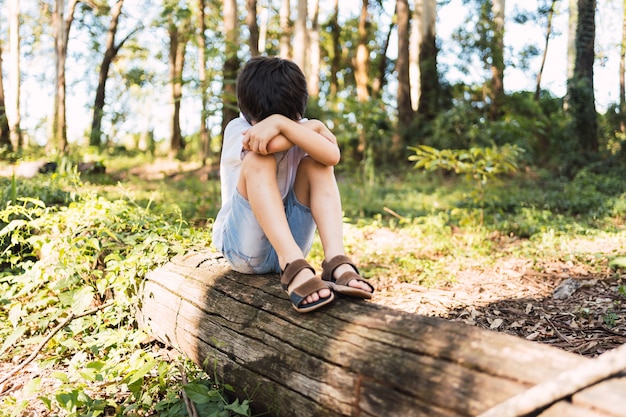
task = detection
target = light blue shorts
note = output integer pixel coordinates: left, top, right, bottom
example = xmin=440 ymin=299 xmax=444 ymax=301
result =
xmin=220 ymin=188 xmax=316 ymax=274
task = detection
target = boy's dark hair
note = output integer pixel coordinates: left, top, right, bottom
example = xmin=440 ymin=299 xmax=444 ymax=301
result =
xmin=236 ymin=56 xmax=308 ymax=123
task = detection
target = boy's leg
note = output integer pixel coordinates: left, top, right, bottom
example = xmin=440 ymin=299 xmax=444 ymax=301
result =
xmin=293 ymin=157 xmax=373 ymax=293
xmin=238 ymin=152 xmax=331 ymax=304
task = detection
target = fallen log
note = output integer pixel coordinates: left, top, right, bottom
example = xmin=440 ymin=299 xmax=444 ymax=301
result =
xmin=138 ymin=250 xmax=625 ymax=417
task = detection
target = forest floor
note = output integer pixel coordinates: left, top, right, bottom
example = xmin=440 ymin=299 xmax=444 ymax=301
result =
xmin=352 ymin=224 xmax=626 ymax=357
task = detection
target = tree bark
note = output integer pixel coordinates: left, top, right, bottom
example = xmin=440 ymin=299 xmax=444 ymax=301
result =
xmin=50 ymin=0 xmax=78 ymax=154
xmin=138 ymin=251 xmax=626 ymax=417
xmin=566 ymin=0 xmax=598 ymax=156
xmin=535 ymin=0 xmax=557 ymax=101
xmin=354 ymin=0 xmax=370 ymax=102
xmin=329 ymin=0 xmax=340 ymax=98
xmin=279 ymin=0 xmax=291 ymax=59
xmin=90 ymin=0 xmax=129 ymax=148
xmin=168 ymin=15 xmax=187 ymax=158
xmin=0 ymin=40 xmax=11 ymax=152
xmin=416 ymin=0 xmax=439 ymax=122
xmin=221 ymin=0 xmax=239 ymax=145
xmin=489 ymin=0 xmax=505 ymax=120
xmin=8 ymin=0 xmax=21 ymax=151
xmin=293 ymin=0 xmax=308 ymax=72
xmin=619 ymin=0 xmax=626 ymax=133
xmin=246 ymin=0 xmax=260 ymax=57
xmin=197 ymin=0 xmax=210 ymax=165
xmin=308 ymin=0 xmax=321 ymax=99
xmin=396 ymin=0 xmax=412 ymax=127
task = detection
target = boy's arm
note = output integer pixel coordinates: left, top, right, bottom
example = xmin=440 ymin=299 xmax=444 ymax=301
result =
xmin=242 ymin=114 xmax=340 ymax=166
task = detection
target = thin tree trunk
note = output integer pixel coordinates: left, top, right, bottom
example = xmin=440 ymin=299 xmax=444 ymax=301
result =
xmin=372 ymin=19 xmax=393 ymax=98
xmin=246 ymin=0 xmax=260 ymax=57
xmin=51 ymin=0 xmax=78 ymax=154
xmin=168 ymin=17 xmax=187 ymax=158
xmin=293 ymin=0 xmax=307 ymax=71
xmin=396 ymin=0 xmax=412 ymax=149
xmin=489 ymin=0 xmax=505 ymax=120
xmin=198 ymin=0 xmax=210 ymax=165
xmin=329 ymin=0 xmax=340 ymax=97
xmin=221 ymin=0 xmax=239 ymax=145
xmin=393 ymin=0 xmax=413 ymax=159
xmin=416 ymin=0 xmax=439 ymax=121
xmin=279 ymin=0 xmax=291 ymax=59
xmin=0 ymin=41 xmax=11 ymax=152
xmin=90 ymin=0 xmax=126 ymax=148
xmin=619 ymin=0 xmax=626 ymax=133
xmin=8 ymin=0 xmax=20 ymax=150
xmin=354 ymin=0 xmax=370 ymax=102
xmin=535 ymin=0 xmax=557 ymax=101
xmin=308 ymin=0 xmax=320 ymax=99
xmin=566 ymin=0 xmax=577 ymax=83
xmin=258 ymin=1 xmax=268 ymax=54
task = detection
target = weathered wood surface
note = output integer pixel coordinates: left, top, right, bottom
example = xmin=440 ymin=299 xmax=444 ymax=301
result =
xmin=138 ymin=250 xmax=626 ymax=417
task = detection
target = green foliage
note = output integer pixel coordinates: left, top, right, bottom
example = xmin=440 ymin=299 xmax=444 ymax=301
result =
xmin=0 ymin=174 xmax=247 ymax=416
xmin=409 ymin=144 xmax=523 ymax=223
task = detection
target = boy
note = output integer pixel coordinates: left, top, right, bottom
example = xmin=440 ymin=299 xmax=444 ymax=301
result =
xmin=212 ymin=56 xmax=374 ymax=313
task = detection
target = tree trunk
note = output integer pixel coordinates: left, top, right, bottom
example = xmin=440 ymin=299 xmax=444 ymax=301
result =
xmin=372 ymin=19 xmax=393 ymax=98
xmin=168 ymin=16 xmax=187 ymax=158
xmin=535 ymin=0 xmax=557 ymax=101
xmin=279 ymin=0 xmax=291 ymax=59
xmin=394 ymin=0 xmax=412 ymax=154
xmin=8 ymin=0 xmax=21 ymax=151
xmin=308 ymin=0 xmax=321 ymax=99
xmin=138 ymin=251 xmax=626 ymax=417
xmin=197 ymin=0 xmax=210 ymax=166
xmin=619 ymin=0 xmax=626 ymax=133
xmin=221 ymin=0 xmax=239 ymax=144
xmin=489 ymin=0 xmax=505 ymax=121
xmin=354 ymin=0 xmax=370 ymax=102
xmin=293 ymin=0 xmax=308 ymax=72
xmin=50 ymin=0 xmax=78 ymax=154
xmin=566 ymin=0 xmax=598 ymax=155
xmin=0 ymin=41 xmax=11 ymax=153
xmin=246 ymin=0 xmax=260 ymax=57
xmin=416 ymin=0 xmax=439 ymax=122
xmin=90 ymin=0 xmax=126 ymax=148
xmin=329 ymin=0 xmax=340 ymax=98
xmin=566 ymin=0 xmax=577 ymax=83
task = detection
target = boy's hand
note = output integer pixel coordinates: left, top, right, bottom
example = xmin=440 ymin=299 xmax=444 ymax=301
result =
xmin=242 ymin=115 xmax=283 ymax=155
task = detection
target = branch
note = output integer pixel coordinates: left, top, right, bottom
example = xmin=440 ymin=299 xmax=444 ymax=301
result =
xmin=478 ymin=342 xmax=626 ymax=417
xmin=0 ymin=302 xmax=114 ymax=386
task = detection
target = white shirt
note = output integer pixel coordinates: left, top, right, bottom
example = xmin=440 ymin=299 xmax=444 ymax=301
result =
xmin=212 ymin=115 xmax=307 ymax=251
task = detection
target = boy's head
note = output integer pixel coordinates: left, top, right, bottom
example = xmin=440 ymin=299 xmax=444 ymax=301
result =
xmin=236 ymin=56 xmax=308 ymax=124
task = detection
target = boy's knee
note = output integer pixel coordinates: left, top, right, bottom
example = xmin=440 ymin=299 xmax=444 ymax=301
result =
xmin=298 ymin=156 xmax=333 ymax=177
xmin=241 ymin=152 xmax=277 ymax=175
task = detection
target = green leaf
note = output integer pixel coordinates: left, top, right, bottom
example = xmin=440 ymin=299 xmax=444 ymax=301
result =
xmin=72 ymin=286 xmax=95 ymax=314
xmin=124 ymin=358 xmax=156 ymax=385
xmin=183 ymin=383 xmax=219 ymax=404
xmin=0 ymin=325 xmax=27 ymax=355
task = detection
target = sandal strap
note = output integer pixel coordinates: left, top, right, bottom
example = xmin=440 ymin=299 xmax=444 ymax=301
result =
xmin=280 ymin=259 xmax=315 ymax=289
xmin=289 ymin=277 xmax=328 ymax=306
xmin=321 ymin=255 xmax=358 ymax=283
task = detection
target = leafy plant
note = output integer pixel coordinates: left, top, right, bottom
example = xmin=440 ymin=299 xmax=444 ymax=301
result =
xmin=0 ymin=174 xmax=248 ymax=416
xmin=409 ymin=144 xmax=524 ymax=223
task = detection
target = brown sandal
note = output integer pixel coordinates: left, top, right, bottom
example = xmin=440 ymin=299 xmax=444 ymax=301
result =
xmin=321 ymin=255 xmax=374 ymax=299
xmin=281 ymin=259 xmax=334 ymax=313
